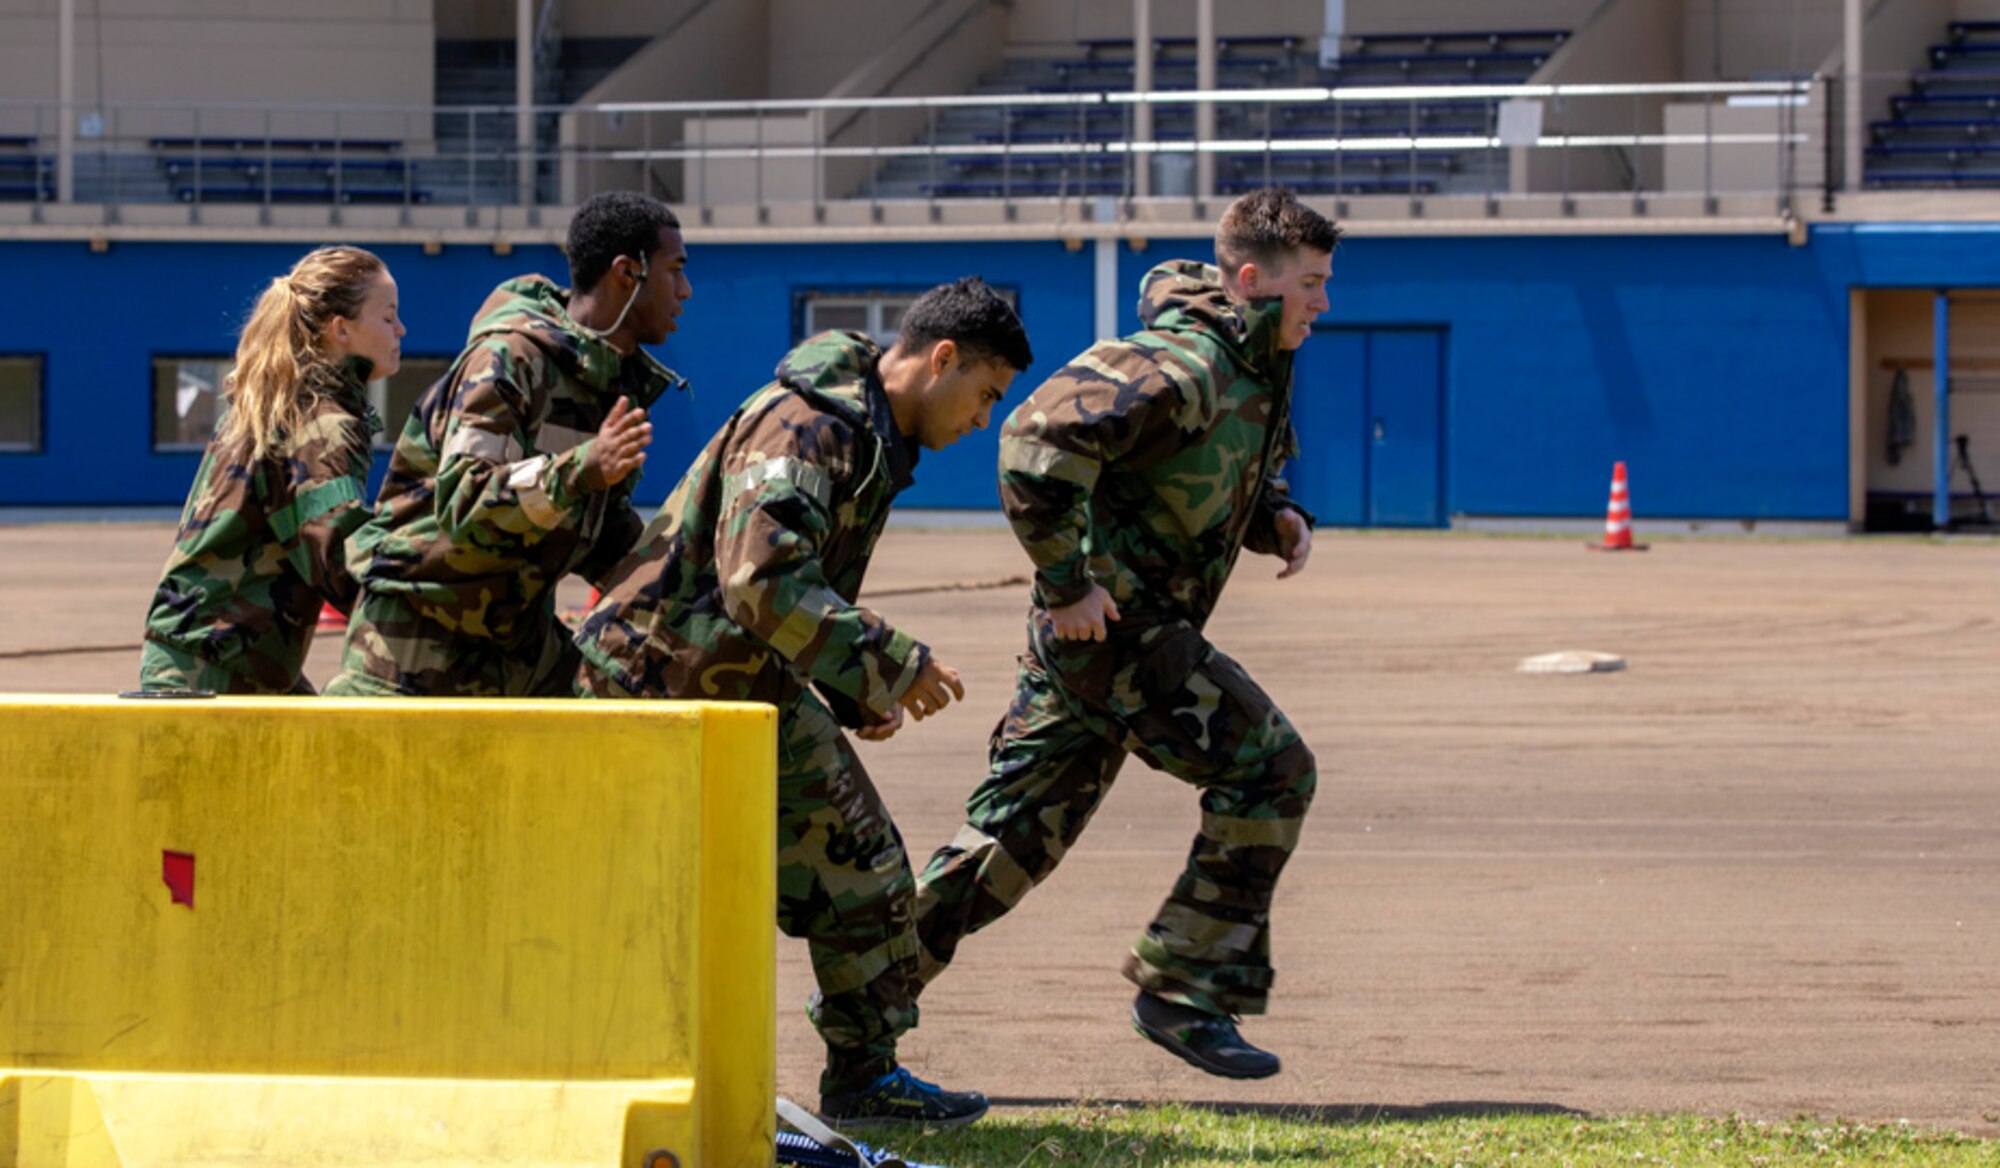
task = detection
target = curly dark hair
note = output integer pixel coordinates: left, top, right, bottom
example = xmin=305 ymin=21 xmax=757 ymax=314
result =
xmin=566 ymin=191 xmax=681 ymax=292
xmin=1215 ymin=187 xmax=1342 ymax=272
xmin=896 ymin=277 xmax=1034 ymax=371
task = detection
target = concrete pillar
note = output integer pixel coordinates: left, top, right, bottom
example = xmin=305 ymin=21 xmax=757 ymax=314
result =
xmin=517 ymin=0 xmax=535 ymax=206
xmin=1134 ymin=0 xmax=1153 ymax=197
xmin=57 ymin=0 xmax=74 ymax=203
xmin=1844 ymin=0 xmax=1862 ymax=192
xmin=1196 ymin=0 xmax=1215 ymax=199
xmin=1095 ymin=198 xmax=1120 ymax=339
xmin=1320 ymin=0 xmax=1345 ymax=66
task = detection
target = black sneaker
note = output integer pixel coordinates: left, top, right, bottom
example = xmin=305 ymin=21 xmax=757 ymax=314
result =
xmin=819 ymin=1066 xmax=989 ymax=1130
xmin=1130 ymin=990 xmax=1281 ymax=1080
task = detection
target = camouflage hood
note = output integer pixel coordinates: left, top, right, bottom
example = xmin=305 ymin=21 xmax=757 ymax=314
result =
xmin=312 ymin=356 xmax=382 ymax=439
xmin=575 ymin=328 xmax=930 ymax=719
xmin=997 ymin=259 xmax=1308 ymax=627
xmin=771 ymin=329 xmax=918 ymax=496
xmin=340 ymin=275 xmax=684 ymax=668
xmin=1136 ymin=260 xmax=1289 ymax=382
xmin=465 ymin=275 xmax=683 ymax=398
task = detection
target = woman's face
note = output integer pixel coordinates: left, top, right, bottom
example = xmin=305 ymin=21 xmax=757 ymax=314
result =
xmin=328 ymin=270 xmax=404 ymax=379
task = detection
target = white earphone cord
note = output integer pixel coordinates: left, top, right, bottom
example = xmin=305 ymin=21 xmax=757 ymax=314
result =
xmin=579 ymin=258 xmax=648 ymax=340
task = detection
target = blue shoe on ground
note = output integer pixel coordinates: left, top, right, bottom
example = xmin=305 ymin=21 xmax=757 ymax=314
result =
xmin=818 ymin=1066 xmax=989 ymax=1129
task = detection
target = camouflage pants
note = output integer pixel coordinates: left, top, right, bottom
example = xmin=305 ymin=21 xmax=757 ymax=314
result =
xmin=914 ymin=615 xmax=1316 ymax=1018
xmin=137 ymin=637 xmax=315 ymax=695
xmin=322 ymin=590 xmax=579 ymax=697
xmin=575 ymin=663 xmax=919 ymax=1090
xmin=776 ymin=693 xmax=922 ymax=1095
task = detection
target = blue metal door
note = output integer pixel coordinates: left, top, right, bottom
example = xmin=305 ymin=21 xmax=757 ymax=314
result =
xmin=1286 ymin=326 xmax=1446 ymax=527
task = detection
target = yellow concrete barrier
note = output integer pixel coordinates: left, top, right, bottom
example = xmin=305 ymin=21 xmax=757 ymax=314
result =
xmin=0 ymin=695 xmax=776 ymax=1168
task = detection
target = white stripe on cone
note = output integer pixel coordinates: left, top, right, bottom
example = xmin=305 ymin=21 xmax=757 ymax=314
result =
xmin=1600 ymin=462 xmax=1634 ymax=548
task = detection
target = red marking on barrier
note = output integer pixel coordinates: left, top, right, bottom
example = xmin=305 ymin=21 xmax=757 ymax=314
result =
xmin=162 ymin=850 xmax=195 ymax=908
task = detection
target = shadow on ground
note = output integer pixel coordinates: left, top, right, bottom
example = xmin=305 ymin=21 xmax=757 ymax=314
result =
xmin=988 ymin=1097 xmax=1589 ymax=1123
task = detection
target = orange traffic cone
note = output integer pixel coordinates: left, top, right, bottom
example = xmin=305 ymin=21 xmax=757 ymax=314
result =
xmin=317 ymin=601 xmax=348 ymax=630
xmin=1587 ymin=461 xmax=1649 ymax=552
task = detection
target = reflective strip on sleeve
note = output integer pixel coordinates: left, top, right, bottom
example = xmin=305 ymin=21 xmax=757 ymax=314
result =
xmin=267 ymin=477 xmax=358 ymax=544
xmin=766 ymin=583 xmax=845 ymax=659
xmin=292 ymin=476 xmax=361 ymax=528
xmin=723 ymin=456 xmax=832 ymax=513
xmin=999 ymin=436 xmax=1101 ymax=489
xmin=442 ymin=425 xmax=524 ymax=464
xmin=506 ymin=455 xmax=563 ymax=528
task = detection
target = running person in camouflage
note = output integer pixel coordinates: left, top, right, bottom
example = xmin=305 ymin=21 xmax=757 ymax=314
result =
xmin=913 ymin=188 xmax=1337 ymax=1079
xmin=141 ymin=245 xmax=402 ymax=694
xmin=325 ymin=191 xmax=689 ymax=697
xmin=575 ymin=278 xmax=1033 ymax=1128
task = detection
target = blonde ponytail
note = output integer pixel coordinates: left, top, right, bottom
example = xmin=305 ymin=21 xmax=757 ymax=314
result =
xmin=218 ymin=245 xmax=385 ymax=461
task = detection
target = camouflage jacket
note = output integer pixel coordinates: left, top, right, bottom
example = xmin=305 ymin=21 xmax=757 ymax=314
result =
xmin=346 ymin=275 xmax=684 ymax=647
xmin=997 ymin=260 xmax=1313 ymax=629
xmin=143 ymin=357 xmax=381 ymax=690
xmin=576 ymin=330 xmax=928 ymax=723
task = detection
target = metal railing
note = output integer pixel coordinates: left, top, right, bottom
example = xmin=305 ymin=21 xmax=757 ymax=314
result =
xmin=0 ymin=78 xmax=1821 ymax=222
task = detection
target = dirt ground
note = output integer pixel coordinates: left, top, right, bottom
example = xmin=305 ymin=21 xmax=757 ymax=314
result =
xmin=4 ymin=521 xmax=1997 ymax=1136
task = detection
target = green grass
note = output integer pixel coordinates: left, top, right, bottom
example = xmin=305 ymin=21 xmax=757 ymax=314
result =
xmin=865 ymin=1104 xmax=1994 ymax=1167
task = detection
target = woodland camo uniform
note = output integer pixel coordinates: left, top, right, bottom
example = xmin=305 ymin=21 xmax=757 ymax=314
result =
xmin=914 ymin=260 xmax=1320 ymax=1023
xmin=140 ymin=357 xmax=381 ymax=694
xmin=576 ymin=329 xmax=936 ymax=1096
xmin=326 ymin=276 xmax=682 ymax=697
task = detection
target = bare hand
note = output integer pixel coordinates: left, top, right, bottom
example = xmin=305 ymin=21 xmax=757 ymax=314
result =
xmin=1275 ymin=509 xmax=1312 ymax=579
xmin=1049 ymin=583 xmax=1121 ymax=641
xmin=854 ymin=706 xmax=905 ymax=742
xmin=897 ymin=658 xmax=965 ymax=722
xmin=581 ymin=396 xmax=652 ymax=491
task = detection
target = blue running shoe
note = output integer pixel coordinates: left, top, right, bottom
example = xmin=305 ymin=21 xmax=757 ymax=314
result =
xmin=818 ymin=1066 xmax=989 ymax=1129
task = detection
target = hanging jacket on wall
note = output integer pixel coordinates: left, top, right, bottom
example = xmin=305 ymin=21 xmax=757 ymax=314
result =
xmin=1887 ymin=365 xmax=1916 ymax=468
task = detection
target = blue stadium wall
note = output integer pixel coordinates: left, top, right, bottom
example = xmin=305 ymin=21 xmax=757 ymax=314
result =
xmin=3 ymin=224 xmax=1999 ymax=520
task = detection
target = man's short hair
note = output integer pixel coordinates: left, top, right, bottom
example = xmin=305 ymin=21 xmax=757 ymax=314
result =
xmin=566 ymin=191 xmax=681 ymax=292
xmin=1215 ymin=187 xmax=1342 ymax=273
xmin=896 ymin=277 xmax=1034 ymax=372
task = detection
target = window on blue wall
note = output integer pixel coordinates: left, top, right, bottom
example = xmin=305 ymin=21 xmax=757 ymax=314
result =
xmin=368 ymin=356 xmax=452 ymax=450
xmin=150 ymin=355 xmax=451 ymax=453
xmin=802 ymin=295 xmax=917 ymax=348
xmin=0 ymin=355 xmax=43 ymax=453
xmin=152 ymin=356 xmax=233 ymax=451
xmin=797 ymin=288 xmax=1018 ymax=349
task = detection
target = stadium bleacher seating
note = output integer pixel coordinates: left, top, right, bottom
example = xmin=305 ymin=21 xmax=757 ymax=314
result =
xmin=13 ymin=37 xmax=646 ymax=207
xmin=174 ymin=183 xmax=431 ymax=206
xmin=430 ymin=36 xmax=649 ymax=205
xmin=0 ymin=137 xmax=49 ymax=202
xmin=146 ymin=137 xmax=430 ymax=206
xmin=869 ymin=29 xmax=1564 ymax=201
xmin=148 ymin=136 xmax=402 ymax=154
xmin=8 ymin=27 xmax=1573 ymax=207
xmin=1868 ymin=20 xmax=2000 ymax=188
